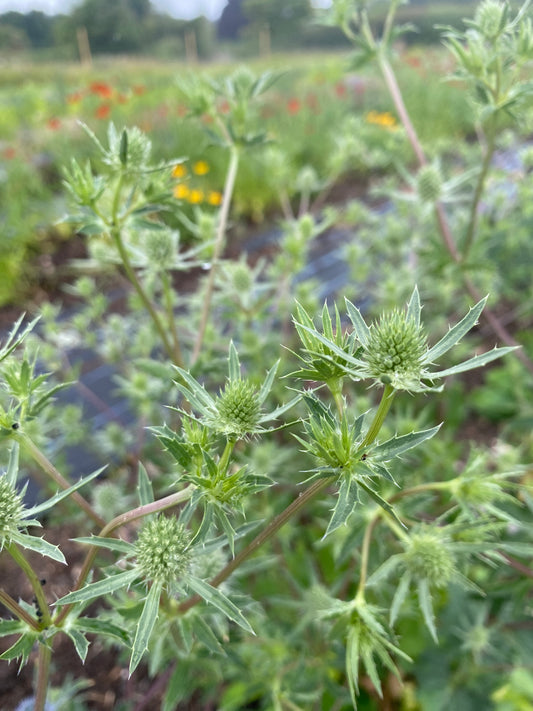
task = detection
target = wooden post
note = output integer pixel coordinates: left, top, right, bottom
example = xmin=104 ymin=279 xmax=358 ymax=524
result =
xmin=76 ymin=26 xmax=92 ymax=66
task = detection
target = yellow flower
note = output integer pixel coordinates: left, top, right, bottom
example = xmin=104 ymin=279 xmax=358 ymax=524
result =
xmin=207 ymin=190 xmax=223 ymax=206
xmin=188 ymin=188 xmax=204 ymax=204
xmin=172 ymin=163 xmax=187 ymax=178
xmin=173 ymin=184 xmax=190 ymax=200
xmin=365 ymin=110 xmax=397 ymax=130
xmin=193 ymin=160 xmax=210 ymax=176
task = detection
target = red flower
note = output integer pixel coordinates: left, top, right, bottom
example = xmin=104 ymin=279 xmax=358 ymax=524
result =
xmin=218 ymin=100 xmax=230 ymax=114
xmin=95 ymin=103 xmax=111 ymax=119
xmin=47 ymin=117 xmax=61 ymax=130
xmin=117 ymin=93 xmax=129 ymax=104
xmin=335 ymin=82 xmax=347 ymax=98
xmin=2 ymin=147 xmax=16 ymax=160
xmin=90 ymin=81 xmax=113 ymax=99
xmin=133 ymin=85 xmax=146 ymax=96
xmin=287 ymin=98 xmax=301 ymax=115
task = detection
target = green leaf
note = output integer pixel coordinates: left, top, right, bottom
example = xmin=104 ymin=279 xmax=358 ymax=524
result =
xmin=0 ymin=632 xmax=37 ymax=665
xmin=424 ymin=297 xmax=487 ymax=363
xmin=137 ymin=461 xmax=154 ymax=506
xmin=257 ymin=360 xmax=279 ymax=406
xmin=406 ymin=286 xmax=421 ymax=328
xmin=10 ymin=531 xmax=66 ymax=564
xmin=192 ymin=614 xmax=225 ymax=655
xmin=56 ymin=568 xmax=139 ymax=606
xmin=75 ymin=617 xmax=131 ymax=645
xmin=0 ymin=619 xmax=25 ymax=637
xmin=25 ymin=466 xmax=107 ymax=519
xmin=345 ymin=298 xmax=371 ymax=348
xmin=0 ymin=314 xmax=40 ymax=363
xmin=372 ymin=425 xmax=441 ymax=461
xmin=6 ymin=441 xmax=19 ymax=487
xmin=65 ymin=628 xmax=89 ymax=662
xmin=430 ymin=346 xmax=517 ymax=378
xmin=356 ymin=480 xmax=405 ymax=529
xmin=119 ymin=129 xmax=128 ymax=166
xmin=324 ymin=475 xmax=359 ymax=538
xmin=173 ymin=367 xmax=214 ymax=413
xmin=228 ymin=341 xmax=241 ymax=382
xmin=390 ymin=572 xmax=411 ymax=627
xmin=186 ymin=575 xmax=255 ymax=635
xmin=129 ymin=580 xmax=163 ymax=676
xmin=417 ymin=578 xmax=438 ymax=643
xmin=72 ymin=536 xmax=134 ymax=554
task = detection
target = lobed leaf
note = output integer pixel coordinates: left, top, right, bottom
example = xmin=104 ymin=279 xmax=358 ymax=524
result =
xmin=372 ymin=425 xmax=441 ymax=462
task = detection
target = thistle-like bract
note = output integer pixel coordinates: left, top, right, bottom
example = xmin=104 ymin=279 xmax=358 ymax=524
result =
xmin=475 ymin=0 xmax=507 ymax=39
xmin=364 ymin=310 xmax=427 ymax=389
xmin=135 ymin=515 xmax=192 ymax=586
xmin=0 ymin=475 xmax=24 ymax=546
xmin=403 ymin=530 xmax=456 ymax=587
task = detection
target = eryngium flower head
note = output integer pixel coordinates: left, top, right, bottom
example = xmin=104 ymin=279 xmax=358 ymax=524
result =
xmin=216 ymin=380 xmax=262 ymax=437
xmin=0 ymin=475 xmax=24 ymax=545
xmin=474 ymin=0 xmax=507 ymax=40
xmin=135 ymin=515 xmax=192 ymax=586
xmin=364 ymin=309 xmax=427 ymax=390
xmin=403 ymin=530 xmax=456 ymax=587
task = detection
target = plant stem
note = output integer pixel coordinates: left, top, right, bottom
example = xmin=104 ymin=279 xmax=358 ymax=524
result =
xmin=161 ymin=271 xmax=184 ymax=366
xmin=178 ymin=477 xmax=333 ymax=614
xmin=191 ymin=145 xmax=240 ymax=365
xmin=53 ymin=484 xmax=195 ymax=626
xmin=16 ymin=433 xmax=105 ymax=528
xmin=360 ymin=385 xmax=395 ymax=450
xmin=7 ymin=543 xmax=51 ymax=626
xmin=34 ymin=642 xmax=52 ymax=711
xmin=357 ymin=513 xmax=381 ymax=597
xmin=111 ymin=225 xmax=179 ymax=365
xmin=0 ymin=588 xmax=40 ymax=630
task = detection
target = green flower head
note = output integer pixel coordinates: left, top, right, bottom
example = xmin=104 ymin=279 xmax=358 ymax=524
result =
xmin=0 ymin=475 xmax=24 ymax=546
xmin=135 ymin=515 xmax=192 ymax=586
xmin=402 ymin=529 xmax=456 ymax=587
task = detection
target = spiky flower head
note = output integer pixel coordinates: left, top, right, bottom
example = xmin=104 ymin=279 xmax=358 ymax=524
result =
xmin=216 ymin=380 xmax=262 ymax=438
xmin=0 ymin=475 xmax=24 ymax=546
xmin=143 ymin=230 xmax=176 ymax=270
xmin=416 ymin=164 xmax=443 ymax=203
xmin=135 ymin=515 xmax=192 ymax=587
xmin=475 ymin=0 xmax=508 ymax=40
xmin=403 ymin=529 xmax=456 ymax=587
xmin=364 ymin=309 xmax=427 ymax=390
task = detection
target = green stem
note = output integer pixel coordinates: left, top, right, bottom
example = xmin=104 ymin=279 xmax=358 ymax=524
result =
xmin=161 ymin=271 xmax=184 ymax=367
xmin=7 ymin=543 xmax=51 ymax=626
xmin=462 ymin=124 xmax=497 ymax=259
xmin=16 ymin=433 xmax=104 ymax=528
xmin=218 ymin=439 xmax=235 ymax=475
xmin=0 ymin=588 xmax=40 ymax=630
xmin=54 ymin=484 xmax=194 ymax=626
xmin=360 ymin=385 xmax=395 ymax=451
xmin=111 ymin=225 xmax=177 ymax=365
xmin=34 ymin=642 xmax=52 ymax=711
xmin=357 ymin=513 xmax=381 ymax=598
xmin=178 ymin=477 xmax=333 ymax=614
xmin=190 ymin=145 xmax=240 ymax=365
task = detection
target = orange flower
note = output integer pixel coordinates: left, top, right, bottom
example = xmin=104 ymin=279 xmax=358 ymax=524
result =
xmin=133 ymin=85 xmax=146 ymax=96
xmin=207 ymin=191 xmax=223 ymax=206
xmin=2 ymin=147 xmax=16 ymax=160
xmin=66 ymin=91 xmax=83 ymax=104
xmin=95 ymin=103 xmax=111 ymax=120
xmin=335 ymin=82 xmax=347 ymax=98
xmin=173 ymin=184 xmax=190 ymax=200
xmin=172 ymin=163 xmax=187 ymax=179
xmin=117 ymin=93 xmax=129 ymax=104
xmin=287 ymin=98 xmax=301 ymax=115
xmin=47 ymin=117 xmax=61 ymax=130
xmin=193 ymin=160 xmax=209 ymax=176
xmin=90 ymin=81 xmax=113 ymax=98
xmin=188 ymin=188 xmax=204 ymax=204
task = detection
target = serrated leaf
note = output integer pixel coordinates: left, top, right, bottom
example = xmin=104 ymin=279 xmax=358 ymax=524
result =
xmin=417 ymin=578 xmax=438 ymax=643
xmin=0 ymin=632 xmax=37 ymax=665
xmin=390 ymin=572 xmax=411 ymax=627
xmin=228 ymin=341 xmax=240 ymax=382
xmin=25 ymin=466 xmax=107 ymax=519
xmin=372 ymin=425 xmax=441 ymax=462
xmin=72 ymin=536 xmax=133 ymax=554
xmin=345 ymin=298 xmax=371 ymax=348
xmin=0 ymin=619 xmax=25 ymax=637
xmin=424 ymin=298 xmax=487 ymax=363
xmin=65 ymin=628 xmax=89 ymax=662
xmin=56 ymin=568 xmax=139 ymax=606
xmin=75 ymin=617 xmax=131 ymax=645
xmin=324 ymin=476 xmax=359 ymax=538
xmin=186 ymin=576 xmax=254 ymax=635
xmin=430 ymin=346 xmax=517 ymax=378
xmin=257 ymin=360 xmax=279 ymax=406
xmin=356 ymin=481 xmax=405 ymax=529
xmin=129 ymin=581 xmax=162 ymax=676
xmin=137 ymin=461 xmax=154 ymax=506
xmin=192 ymin=614 xmax=225 ymax=655
xmin=10 ymin=531 xmax=66 ymax=564
xmin=6 ymin=441 xmax=19 ymax=487
xmin=406 ymin=286 xmax=421 ymax=327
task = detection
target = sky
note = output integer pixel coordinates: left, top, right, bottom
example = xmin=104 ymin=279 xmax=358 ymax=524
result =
xmin=0 ymin=0 xmax=229 ymax=20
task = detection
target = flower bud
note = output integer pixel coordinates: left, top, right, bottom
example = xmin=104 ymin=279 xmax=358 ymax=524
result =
xmin=216 ymin=380 xmax=262 ymax=437
xmin=364 ymin=310 xmax=427 ymax=389
xmin=475 ymin=0 xmax=507 ymax=40
xmin=403 ymin=530 xmax=455 ymax=587
xmin=135 ymin=515 xmax=192 ymax=586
